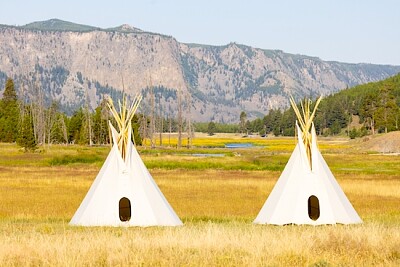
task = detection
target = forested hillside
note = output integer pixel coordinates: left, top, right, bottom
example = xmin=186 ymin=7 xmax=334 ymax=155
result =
xmin=245 ymin=74 xmax=400 ymax=137
xmin=1 ymin=74 xmax=399 ymax=150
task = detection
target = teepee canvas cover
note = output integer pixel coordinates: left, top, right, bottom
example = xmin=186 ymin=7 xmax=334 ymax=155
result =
xmin=254 ymin=97 xmax=362 ymax=225
xmin=70 ymin=95 xmax=182 ymax=227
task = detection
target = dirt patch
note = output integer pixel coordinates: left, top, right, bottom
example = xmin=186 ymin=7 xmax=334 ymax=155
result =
xmin=359 ymin=131 xmax=400 ymax=153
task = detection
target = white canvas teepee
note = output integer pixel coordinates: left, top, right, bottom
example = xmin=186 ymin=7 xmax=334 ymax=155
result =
xmin=254 ymin=97 xmax=362 ymax=225
xmin=70 ymin=95 xmax=182 ymax=227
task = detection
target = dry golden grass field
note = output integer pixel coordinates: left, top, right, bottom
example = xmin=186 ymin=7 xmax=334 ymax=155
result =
xmin=0 ymin=134 xmax=399 ymax=266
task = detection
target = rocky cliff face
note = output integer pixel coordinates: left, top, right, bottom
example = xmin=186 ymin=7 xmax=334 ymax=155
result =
xmin=1 ymin=20 xmax=399 ymax=122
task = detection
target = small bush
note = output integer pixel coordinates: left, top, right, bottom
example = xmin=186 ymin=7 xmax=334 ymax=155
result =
xmin=359 ymin=126 xmax=368 ymax=137
xmin=349 ymin=128 xmax=359 ymax=139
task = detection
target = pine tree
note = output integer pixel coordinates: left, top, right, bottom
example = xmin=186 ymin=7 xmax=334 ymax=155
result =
xmin=207 ymin=121 xmax=216 ymax=136
xmin=375 ymin=82 xmax=398 ymax=133
xmin=93 ymin=104 xmax=109 ymax=144
xmin=50 ymin=113 xmax=68 ymax=144
xmin=3 ymin=78 xmax=17 ymax=101
xmin=131 ymin=114 xmax=142 ymax=146
xmin=93 ymin=98 xmax=110 ymax=145
xmin=239 ymin=111 xmax=247 ymax=135
xmin=68 ymin=108 xmax=84 ymax=143
xmin=0 ymin=78 xmax=20 ymax=142
xmin=17 ymin=106 xmax=37 ymax=152
xmin=361 ymin=91 xmax=378 ymax=134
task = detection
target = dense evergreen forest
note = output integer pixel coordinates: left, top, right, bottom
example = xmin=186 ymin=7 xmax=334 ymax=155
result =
xmin=197 ymin=73 xmax=400 ymax=138
xmin=0 ymin=74 xmax=399 ymax=150
xmin=243 ymin=73 xmax=400 ymax=138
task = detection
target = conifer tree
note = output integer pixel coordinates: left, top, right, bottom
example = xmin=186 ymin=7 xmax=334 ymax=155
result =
xmin=17 ymin=105 xmax=37 ymax=151
xmin=207 ymin=121 xmax=216 ymax=136
xmin=0 ymin=78 xmax=20 ymax=142
xmin=3 ymin=78 xmax=17 ymax=102
xmin=50 ymin=113 xmax=68 ymax=144
xmin=68 ymin=108 xmax=84 ymax=143
xmin=239 ymin=111 xmax=247 ymax=135
xmin=375 ymin=82 xmax=398 ymax=133
xmin=131 ymin=114 xmax=142 ymax=145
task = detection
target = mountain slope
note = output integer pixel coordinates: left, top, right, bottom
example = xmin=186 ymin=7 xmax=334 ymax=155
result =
xmin=0 ymin=19 xmax=399 ymax=122
xmin=22 ymin=18 xmax=100 ymax=32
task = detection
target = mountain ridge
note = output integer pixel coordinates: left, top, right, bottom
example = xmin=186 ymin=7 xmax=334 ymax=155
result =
xmin=0 ymin=19 xmax=399 ymax=122
xmin=22 ymin=18 xmax=101 ymax=32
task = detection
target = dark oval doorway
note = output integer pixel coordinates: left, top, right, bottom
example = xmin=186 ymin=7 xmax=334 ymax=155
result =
xmin=119 ymin=197 xmax=131 ymax=222
xmin=308 ymin=195 xmax=320 ymax=221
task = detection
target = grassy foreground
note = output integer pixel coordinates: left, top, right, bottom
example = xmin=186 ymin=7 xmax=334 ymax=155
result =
xmin=0 ymin=135 xmax=399 ymax=266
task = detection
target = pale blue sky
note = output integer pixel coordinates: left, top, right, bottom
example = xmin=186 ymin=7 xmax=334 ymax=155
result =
xmin=2 ymin=0 xmax=399 ymax=65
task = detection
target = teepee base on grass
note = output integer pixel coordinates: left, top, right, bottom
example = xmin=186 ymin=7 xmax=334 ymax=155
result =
xmin=254 ymin=97 xmax=362 ymax=226
xmin=70 ymin=95 xmax=182 ymax=227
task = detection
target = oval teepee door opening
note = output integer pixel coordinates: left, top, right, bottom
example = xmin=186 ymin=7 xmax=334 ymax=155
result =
xmin=308 ymin=195 xmax=320 ymax=221
xmin=119 ymin=197 xmax=131 ymax=222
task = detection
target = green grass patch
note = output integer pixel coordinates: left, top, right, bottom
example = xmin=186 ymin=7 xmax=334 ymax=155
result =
xmin=48 ymin=154 xmax=104 ymax=166
xmin=143 ymin=153 xmax=289 ymax=171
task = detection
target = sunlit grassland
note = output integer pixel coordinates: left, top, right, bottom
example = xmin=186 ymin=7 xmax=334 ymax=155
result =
xmin=1 ymin=221 xmax=399 ymax=266
xmin=0 ymin=135 xmax=399 ymax=266
xmin=143 ymin=132 xmax=349 ymax=152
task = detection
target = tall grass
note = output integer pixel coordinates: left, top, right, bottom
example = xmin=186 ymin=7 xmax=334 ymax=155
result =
xmin=0 ymin=138 xmax=399 ymax=266
xmin=0 ymin=221 xmax=399 ymax=266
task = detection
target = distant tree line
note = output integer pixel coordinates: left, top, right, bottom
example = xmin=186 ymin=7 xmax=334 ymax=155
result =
xmin=194 ymin=122 xmax=239 ymax=135
xmin=1 ymin=73 xmax=399 ymax=151
xmin=239 ymin=74 xmax=400 ymax=138
xmin=0 ymin=78 xmax=193 ymax=151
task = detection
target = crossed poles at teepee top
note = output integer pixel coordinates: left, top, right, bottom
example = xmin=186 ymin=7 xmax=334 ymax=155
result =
xmin=107 ymin=94 xmax=142 ymax=161
xmin=289 ymin=95 xmax=322 ymax=170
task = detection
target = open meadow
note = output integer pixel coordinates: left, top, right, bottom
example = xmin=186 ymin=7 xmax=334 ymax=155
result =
xmin=0 ymin=134 xmax=399 ymax=266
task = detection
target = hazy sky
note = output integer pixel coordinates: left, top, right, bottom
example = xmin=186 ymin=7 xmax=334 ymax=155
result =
xmin=2 ymin=0 xmax=399 ymax=65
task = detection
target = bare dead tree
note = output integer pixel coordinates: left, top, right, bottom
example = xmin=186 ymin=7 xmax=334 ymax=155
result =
xmin=158 ymin=94 xmax=163 ymax=147
xmin=83 ymin=87 xmax=93 ymax=146
xmin=30 ymin=79 xmax=46 ymax=145
xmin=177 ymin=87 xmax=183 ymax=148
xmin=18 ymin=81 xmax=26 ymax=127
xmin=59 ymin=115 xmax=68 ymax=143
xmin=139 ymin=114 xmax=147 ymax=148
xmin=46 ymin=102 xmax=58 ymax=144
xmin=159 ymin=111 xmax=163 ymax=147
xmin=168 ymin=114 xmax=172 ymax=147
xmin=186 ymin=92 xmax=192 ymax=148
xmin=149 ymin=77 xmax=155 ymax=148
xmin=83 ymin=56 xmax=93 ymax=146
xmin=100 ymin=96 xmax=111 ymax=145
